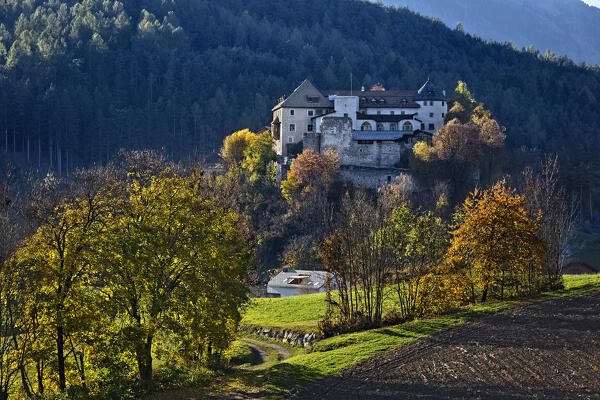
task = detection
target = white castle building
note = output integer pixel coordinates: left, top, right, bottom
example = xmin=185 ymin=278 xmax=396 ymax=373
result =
xmin=271 ymin=79 xmax=447 ymax=187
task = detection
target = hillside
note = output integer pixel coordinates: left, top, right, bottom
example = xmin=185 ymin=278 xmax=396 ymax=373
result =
xmin=1 ymin=0 xmax=600 ymax=212
xmin=380 ymin=0 xmax=600 ymax=65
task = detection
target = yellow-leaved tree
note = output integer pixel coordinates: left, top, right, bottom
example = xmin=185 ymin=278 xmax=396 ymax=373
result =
xmin=11 ymin=169 xmax=118 ymax=393
xmin=99 ymin=172 xmax=251 ymax=382
xmin=447 ymin=180 xmax=546 ymax=302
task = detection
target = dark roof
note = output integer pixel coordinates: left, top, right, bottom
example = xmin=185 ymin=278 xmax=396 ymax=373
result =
xmin=353 ymin=129 xmax=431 ymax=141
xmin=274 ymin=79 xmax=445 ymax=111
xmin=273 ymin=79 xmax=333 ymax=111
xmin=356 ymin=112 xmax=417 ymax=122
xmin=324 ymin=89 xmax=420 ymax=108
xmin=256 ymin=126 xmax=270 ymax=135
xmin=415 ymin=79 xmax=446 ymax=101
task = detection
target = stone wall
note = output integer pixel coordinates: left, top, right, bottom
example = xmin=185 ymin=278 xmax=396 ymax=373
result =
xmin=340 ymin=166 xmax=410 ymax=189
xmin=240 ymin=325 xmax=319 ymax=348
xmin=319 ymin=116 xmax=411 ymax=169
xmin=303 ymin=131 xmax=321 ymax=152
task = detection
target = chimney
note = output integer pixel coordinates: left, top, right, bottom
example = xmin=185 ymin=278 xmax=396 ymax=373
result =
xmin=443 ymin=90 xmax=446 ymax=96
xmin=361 ymin=86 xmax=365 ymax=92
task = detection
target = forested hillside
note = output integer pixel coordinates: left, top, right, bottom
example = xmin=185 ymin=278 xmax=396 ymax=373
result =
xmin=1 ymin=0 xmax=600 ymax=210
xmin=380 ymin=0 xmax=600 ymax=65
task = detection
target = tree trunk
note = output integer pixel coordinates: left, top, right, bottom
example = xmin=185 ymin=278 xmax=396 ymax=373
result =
xmin=36 ymin=360 xmax=44 ymax=395
xmin=481 ymin=284 xmax=489 ymax=303
xmin=57 ymin=325 xmax=66 ymax=391
xmin=137 ymin=334 xmax=153 ymax=382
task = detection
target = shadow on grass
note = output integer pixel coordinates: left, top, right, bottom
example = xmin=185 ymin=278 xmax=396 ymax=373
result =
xmin=264 ymin=362 xmax=326 ymax=392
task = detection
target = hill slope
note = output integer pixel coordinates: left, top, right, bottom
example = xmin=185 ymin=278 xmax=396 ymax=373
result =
xmin=0 ymin=0 xmax=599 ymax=210
xmin=380 ymin=0 xmax=600 ymax=65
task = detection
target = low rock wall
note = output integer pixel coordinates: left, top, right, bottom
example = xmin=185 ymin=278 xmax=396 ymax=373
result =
xmin=240 ymin=326 xmax=320 ymax=348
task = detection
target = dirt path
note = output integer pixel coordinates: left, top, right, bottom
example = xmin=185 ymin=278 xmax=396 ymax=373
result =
xmin=292 ymin=290 xmax=600 ymax=399
xmin=242 ymin=337 xmax=292 ymax=368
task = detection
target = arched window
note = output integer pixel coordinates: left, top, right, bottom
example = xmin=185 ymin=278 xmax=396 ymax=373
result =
xmin=376 ymin=123 xmax=384 ymax=131
xmin=403 ymin=121 xmax=412 ymax=131
xmin=361 ymin=122 xmax=373 ymax=131
xmin=390 ymin=123 xmax=398 ymax=131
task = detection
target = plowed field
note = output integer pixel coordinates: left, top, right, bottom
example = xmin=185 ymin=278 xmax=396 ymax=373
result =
xmin=292 ymin=291 xmax=600 ymax=399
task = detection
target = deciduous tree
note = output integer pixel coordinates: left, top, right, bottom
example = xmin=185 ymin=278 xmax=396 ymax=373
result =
xmin=447 ymin=180 xmax=546 ymax=302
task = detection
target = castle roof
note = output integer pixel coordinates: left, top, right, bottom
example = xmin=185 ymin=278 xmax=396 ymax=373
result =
xmin=324 ymin=89 xmax=421 ymax=108
xmin=272 ymin=79 xmax=333 ymax=111
xmin=353 ymin=129 xmax=430 ymax=141
xmin=356 ymin=112 xmax=418 ymax=122
xmin=274 ymin=79 xmax=445 ymax=111
xmin=415 ymin=79 xmax=446 ymax=101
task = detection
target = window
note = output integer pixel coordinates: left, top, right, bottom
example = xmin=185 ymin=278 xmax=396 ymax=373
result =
xmin=401 ymin=110 xmax=405 ymax=115
xmin=361 ymin=122 xmax=373 ymax=131
xmin=307 ymin=96 xmax=319 ymax=103
xmin=308 ymin=110 xmax=314 ymax=116
xmin=442 ymin=101 xmax=445 ymax=106
xmin=387 ymin=176 xmax=392 ymax=183
xmin=376 ymin=123 xmax=384 ymax=131
xmin=390 ymin=111 xmax=395 ymax=115
xmin=377 ymin=111 xmax=381 ymax=115
xmin=390 ymin=123 xmax=398 ymax=131
xmin=288 ymin=136 xmax=294 ymax=143
xmin=442 ymin=113 xmax=445 ymax=118
xmin=290 ymin=109 xmax=295 ymax=116
xmin=307 ymin=124 xmax=313 ymax=132
xmin=403 ymin=121 xmax=412 ymax=131
xmin=344 ymin=113 xmax=348 ymax=118
xmin=289 ymin=124 xmax=295 ymax=131
xmin=429 ymin=123 xmax=435 ymax=131
xmin=429 ymin=112 xmax=434 ymax=118
xmin=287 ymin=277 xmax=306 ymax=285
xmin=429 ymin=101 xmax=434 ymax=106
xmin=358 ymin=140 xmax=374 ymax=144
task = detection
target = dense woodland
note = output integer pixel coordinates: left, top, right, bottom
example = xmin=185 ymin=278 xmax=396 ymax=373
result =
xmin=0 ymin=0 xmax=600 ymax=217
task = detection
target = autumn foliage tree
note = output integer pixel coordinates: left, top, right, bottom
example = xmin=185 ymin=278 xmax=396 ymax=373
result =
xmin=281 ymin=148 xmax=340 ymax=204
xmin=412 ymin=82 xmax=506 ymax=203
xmin=447 ymin=180 xmax=546 ymax=302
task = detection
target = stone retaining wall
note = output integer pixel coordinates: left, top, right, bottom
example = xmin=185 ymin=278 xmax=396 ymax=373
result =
xmin=240 ymin=326 xmax=320 ymax=348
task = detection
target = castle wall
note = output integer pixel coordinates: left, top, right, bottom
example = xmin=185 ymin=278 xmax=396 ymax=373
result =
xmin=339 ymin=167 xmax=409 ymax=189
xmin=319 ymin=117 xmax=410 ymax=169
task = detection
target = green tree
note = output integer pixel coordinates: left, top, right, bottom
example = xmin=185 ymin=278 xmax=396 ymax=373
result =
xmin=99 ymin=173 xmax=251 ymax=382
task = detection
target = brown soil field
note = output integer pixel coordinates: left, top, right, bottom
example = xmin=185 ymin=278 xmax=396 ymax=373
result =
xmin=292 ymin=290 xmax=600 ymax=399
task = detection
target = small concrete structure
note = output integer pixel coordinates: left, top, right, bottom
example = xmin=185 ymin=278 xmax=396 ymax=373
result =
xmin=267 ymin=269 xmax=335 ymax=298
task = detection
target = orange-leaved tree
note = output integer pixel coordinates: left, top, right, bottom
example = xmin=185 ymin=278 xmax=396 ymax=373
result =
xmin=281 ymin=148 xmax=339 ymax=203
xmin=447 ymin=179 xmax=546 ymax=302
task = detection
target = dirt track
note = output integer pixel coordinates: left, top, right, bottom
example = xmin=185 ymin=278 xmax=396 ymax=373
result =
xmin=292 ymin=291 xmax=600 ymax=399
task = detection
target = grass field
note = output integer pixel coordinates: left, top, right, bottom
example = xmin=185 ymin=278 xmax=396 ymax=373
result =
xmin=149 ymin=274 xmax=600 ymax=399
xmin=241 ymin=274 xmax=600 ymax=334
xmin=259 ymin=274 xmax=600 ymax=392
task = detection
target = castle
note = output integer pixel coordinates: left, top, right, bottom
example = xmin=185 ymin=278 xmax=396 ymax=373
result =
xmin=271 ymin=79 xmax=447 ymax=187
